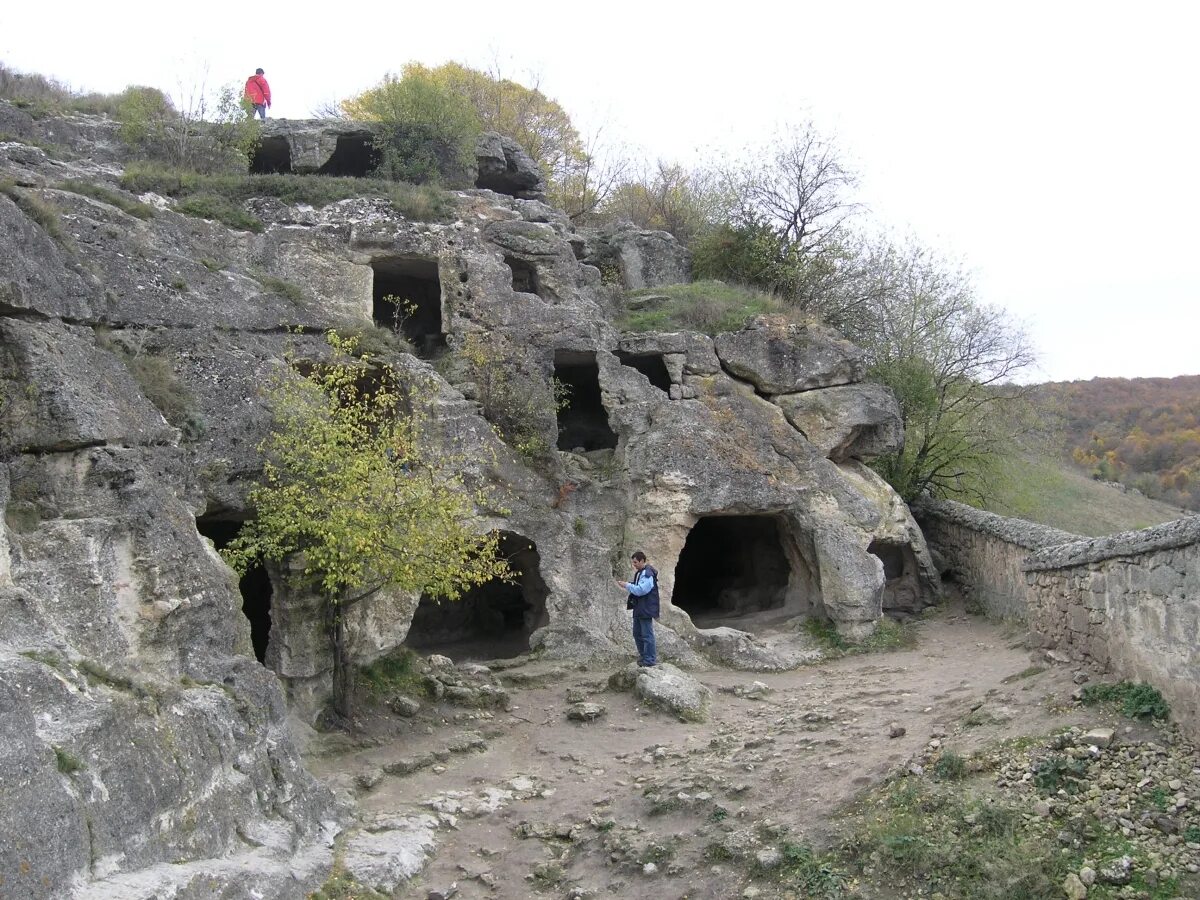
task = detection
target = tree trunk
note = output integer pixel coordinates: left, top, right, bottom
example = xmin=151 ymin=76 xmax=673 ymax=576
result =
xmin=328 ymin=600 xmax=356 ymax=720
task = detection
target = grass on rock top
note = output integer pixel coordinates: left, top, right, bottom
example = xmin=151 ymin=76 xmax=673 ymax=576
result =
xmin=619 ymin=280 xmax=798 ymax=335
xmin=120 ymin=163 xmax=455 ymax=233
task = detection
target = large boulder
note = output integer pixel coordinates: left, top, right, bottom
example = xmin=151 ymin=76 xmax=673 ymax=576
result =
xmin=474 ymin=131 xmax=546 ymax=200
xmin=610 ymin=662 xmax=712 ymax=722
xmin=773 ymin=382 xmax=903 ymax=460
xmin=714 ymin=317 xmax=866 ymax=394
xmin=578 ymin=221 xmax=691 ymax=289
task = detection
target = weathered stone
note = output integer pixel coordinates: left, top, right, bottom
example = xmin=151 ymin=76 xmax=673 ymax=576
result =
xmin=629 ymin=662 xmax=712 ymax=722
xmin=773 ymin=382 xmax=903 ymax=460
xmin=578 ymin=220 xmax=690 ymax=289
xmin=475 ymin=131 xmax=547 ymax=200
xmin=390 ymin=694 xmax=422 ymax=717
xmin=1082 ymin=728 xmax=1115 ymax=749
xmin=1063 ymin=872 xmax=1088 ymax=899
xmin=0 ymin=112 xmax=948 ymax=894
xmin=566 ymin=701 xmax=607 ymax=721
xmin=714 ymin=317 xmax=866 ymax=395
xmin=1099 ymin=855 xmax=1133 ymax=885
xmin=342 ymin=814 xmax=440 ymax=892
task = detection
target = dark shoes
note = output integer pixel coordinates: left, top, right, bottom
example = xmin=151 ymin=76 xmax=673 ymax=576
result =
xmin=637 ymin=661 xmax=657 ymax=668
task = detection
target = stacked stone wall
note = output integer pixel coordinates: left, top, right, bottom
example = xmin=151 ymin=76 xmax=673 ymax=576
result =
xmin=917 ymin=500 xmax=1200 ymax=734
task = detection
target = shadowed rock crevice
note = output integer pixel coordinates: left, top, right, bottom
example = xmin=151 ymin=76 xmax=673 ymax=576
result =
xmin=318 ymin=134 xmax=380 ymax=177
xmin=554 ymin=350 xmax=617 ymax=451
xmin=504 ymin=255 xmax=539 ymax=295
xmin=615 ymin=350 xmax=671 ymax=394
xmin=249 ymin=135 xmax=292 ymax=174
xmin=674 ymin=515 xmax=814 ymax=626
xmin=404 ymin=532 xmax=549 ymax=661
xmin=195 ymin=515 xmax=274 ymax=665
xmin=371 ymin=257 xmax=444 ymax=356
xmin=869 ymin=538 xmax=922 ymax=614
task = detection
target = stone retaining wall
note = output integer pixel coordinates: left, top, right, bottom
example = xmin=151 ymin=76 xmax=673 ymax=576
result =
xmin=916 ymin=500 xmax=1200 ymax=732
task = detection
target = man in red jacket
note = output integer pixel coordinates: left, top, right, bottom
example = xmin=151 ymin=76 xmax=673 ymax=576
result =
xmin=244 ymin=68 xmax=271 ymax=120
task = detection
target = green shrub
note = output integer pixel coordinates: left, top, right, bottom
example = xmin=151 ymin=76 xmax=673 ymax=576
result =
xmin=620 ymin=280 xmax=793 ymax=336
xmin=176 ymin=193 xmax=263 ymax=232
xmin=1080 ymin=681 xmax=1170 ymax=720
xmin=0 ymin=180 xmax=67 ymax=243
xmin=335 ymin=323 xmax=415 ymax=359
xmin=310 ymin=864 xmax=388 ymax=900
xmin=772 ymin=842 xmax=846 ymax=897
xmin=78 ymin=659 xmax=135 ymax=692
xmin=93 ymin=328 xmax=205 ymax=439
xmin=57 ymin=179 xmax=155 ymax=219
xmin=933 ymin=750 xmax=967 ymax=780
xmin=120 ymin=164 xmax=454 ymax=222
xmin=841 ymin=780 xmax=1070 ymax=898
xmin=1032 ymin=754 xmax=1089 ymax=794
xmin=252 ymin=273 xmax=306 ymax=303
xmin=801 ymin=616 xmax=848 ymax=651
xmin=54 ymin=746 xmax=83 ymax=774
xmin=455 ymin=332 xmax=564 ymax=461
xmin=358 ymin=647 xmax=429 ymax=700
xmin=802 ymin=615 xmax=914 ymax=656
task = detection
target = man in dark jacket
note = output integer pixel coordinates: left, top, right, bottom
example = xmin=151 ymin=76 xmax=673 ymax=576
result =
xmin=615 ymin=551 xmax=659 ymax=667
xmin=244 ymin=68 xmax=271 ymax=120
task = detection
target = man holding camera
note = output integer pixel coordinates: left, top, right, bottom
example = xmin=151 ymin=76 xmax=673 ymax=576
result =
xmin=615 ymin=551 xmax=659 ymax=667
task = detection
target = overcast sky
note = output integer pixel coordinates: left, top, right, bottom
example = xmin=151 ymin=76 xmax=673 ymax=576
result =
xmin=3 ymin=1 xmax=1195 ymax=383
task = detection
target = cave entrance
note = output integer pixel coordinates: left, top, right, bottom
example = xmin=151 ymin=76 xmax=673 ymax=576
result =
xmin=505 ymin=256 xmax=540 ymax=295
xmin=371 ymin=257 xmax=444 ymax=357
xmin=674 ymin=515 xmax=810 ymax=628
xmin=318 ymin=134 xmax=379 ymax=177
xmin=249 ymin=136 xmax=292 ymax=174
xmin=195 ymin=516 xmax=273 ymax=664
xmin=616 ymin=351 xmax=671 ymax=394
xmin=554 ymin=350 xmax=618 ymax=451
xmin=869 ymin=539 xmax=922 ymax=613
xmin=404 ymin=532 xmax=549 ymax=661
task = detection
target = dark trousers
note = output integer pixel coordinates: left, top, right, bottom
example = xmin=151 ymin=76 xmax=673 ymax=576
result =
xmin=632 ymin=616 xmax=657 ymax=665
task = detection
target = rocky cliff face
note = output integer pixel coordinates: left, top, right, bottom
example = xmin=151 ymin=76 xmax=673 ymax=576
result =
xmin=0 ymin=106 xmax=936 ymax=896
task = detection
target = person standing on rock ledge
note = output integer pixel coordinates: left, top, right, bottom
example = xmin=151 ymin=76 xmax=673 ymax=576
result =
xmin=615 ymin=551 xmax=660 ymax=667
xmin=244 ymin=68 xmax=271 ymax=120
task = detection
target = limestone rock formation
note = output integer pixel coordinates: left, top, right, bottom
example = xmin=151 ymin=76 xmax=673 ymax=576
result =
xmin=714 ymin=317 xmax=866 ymax=394
xmin=474 ymin=131 xmax=547 ymax=200
xmin=0 ymin=102 xmax=937 ymax=896
xmin=773 ymin=382 xmax=904 ymax=461
xmin=578 ymin=220 xmax=692 ymax=289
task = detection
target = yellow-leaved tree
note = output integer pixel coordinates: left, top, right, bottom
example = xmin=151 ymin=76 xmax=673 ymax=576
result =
xmin=342 ymin=62 xmax=587 ymax=197
xmin=223 ymin=332 xmax=510 ymax=718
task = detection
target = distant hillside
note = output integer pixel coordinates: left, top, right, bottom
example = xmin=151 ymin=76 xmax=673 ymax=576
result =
xmin=977 ymin=449 xmax=1188 ymax=536
xmin=1032 ymin=374 xmax=1200 ymax=512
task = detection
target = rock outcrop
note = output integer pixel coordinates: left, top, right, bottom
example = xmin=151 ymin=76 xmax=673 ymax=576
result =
xmin=578 ymin=220 xmax=692 ymax=289
xmin=0 ymin=103 xmax=936 ymax=896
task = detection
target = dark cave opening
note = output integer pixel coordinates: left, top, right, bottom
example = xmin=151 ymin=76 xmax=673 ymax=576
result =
xmin=869 ymin=539 xmax=921 ymax=612
xmin=553 ymin=350 xmax=618 ymax=451
xmin=505 ymin=256 xmax=540 ymax=295
xmin=371 ymin=257 xmax=444 ymax=357
xmin=404 ymin=532 xmax=549 ymax=661
xmin=616 ymin=351 xmax=672 ymax=394
xmin=317 ymin=134 xmax=380 ymax=177
xmin=249 ymin=136 xmax=292 ymax=175
xmin=673 ymin=515 xmax=792 ymax=624
xmin=195 ymin=516 xmax=273 ymax=664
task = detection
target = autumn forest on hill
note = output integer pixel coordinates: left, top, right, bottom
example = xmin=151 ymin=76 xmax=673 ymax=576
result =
xmin=1033 ymin=375 xmax=1200 ymax=512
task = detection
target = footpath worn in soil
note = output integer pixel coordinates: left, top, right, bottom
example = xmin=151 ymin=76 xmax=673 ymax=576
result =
xmin=307 ymin=610 xmax=1100 ymax=898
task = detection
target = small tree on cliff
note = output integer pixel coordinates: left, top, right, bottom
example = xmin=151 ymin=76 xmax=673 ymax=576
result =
xmin=851 ymin=240 xmax=1036 ymax=502
xmin=222 ymin=333 xmax=509 ymax=718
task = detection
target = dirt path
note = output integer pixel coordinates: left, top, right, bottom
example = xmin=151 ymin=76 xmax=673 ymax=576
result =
xmin=309 ymin=610 xmax=1093 ymax=899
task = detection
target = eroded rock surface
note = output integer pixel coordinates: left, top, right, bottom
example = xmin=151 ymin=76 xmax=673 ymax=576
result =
xmin=0 ymin=103 xmax=936 ymax=896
